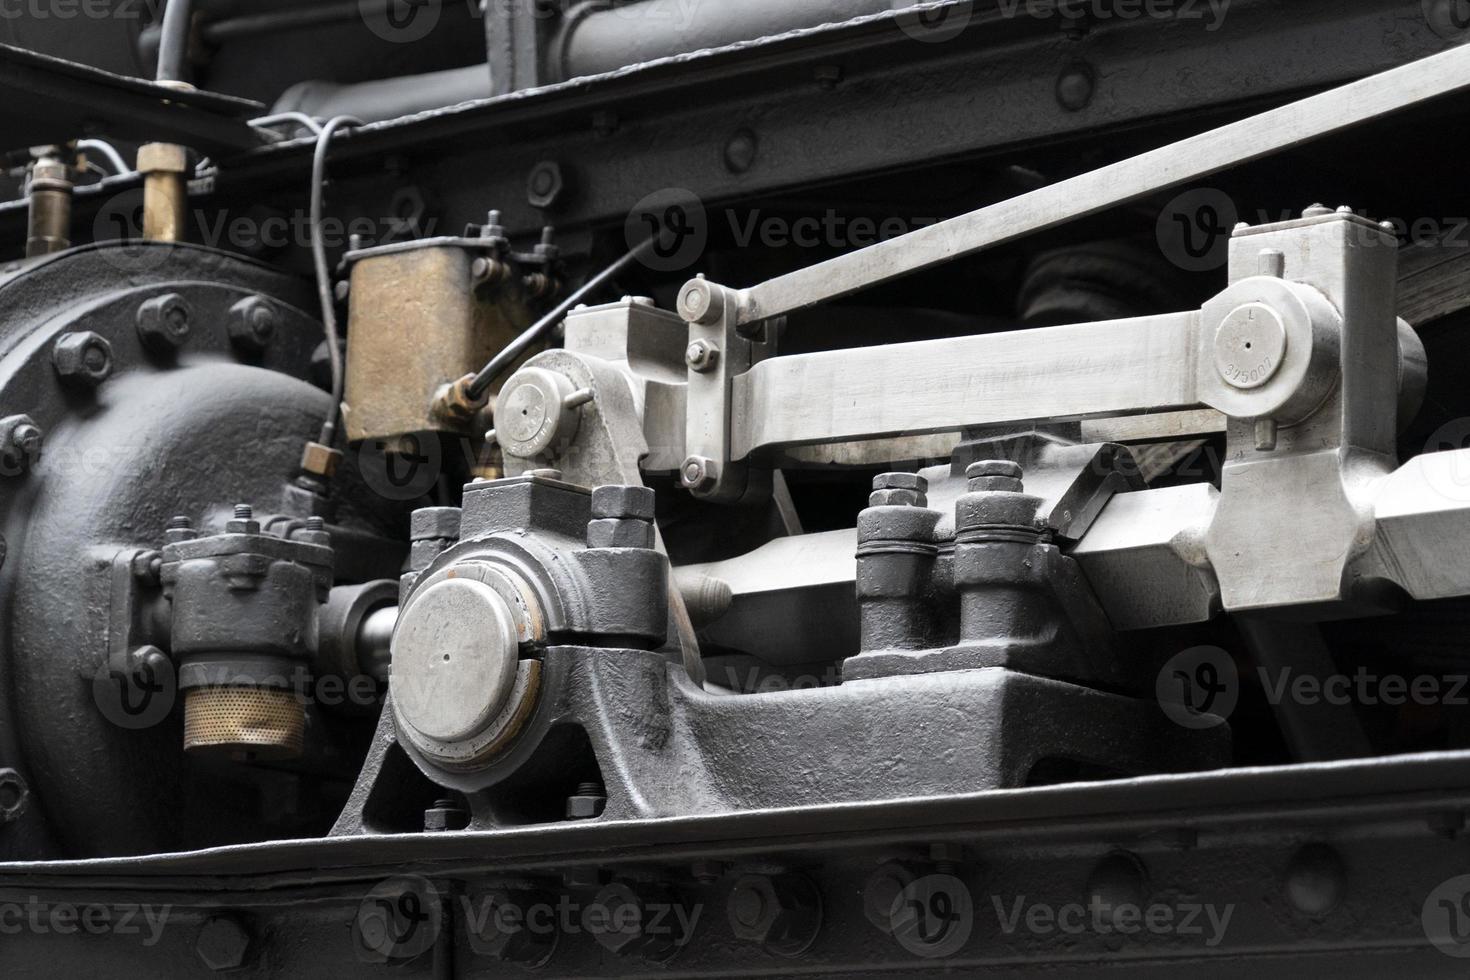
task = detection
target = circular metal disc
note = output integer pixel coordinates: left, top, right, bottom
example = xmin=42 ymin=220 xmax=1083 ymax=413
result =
xmin=1214 ymin=302 xmax=1288 ymax=390
xmin=391 ymin=577 xmax=520 ymax=743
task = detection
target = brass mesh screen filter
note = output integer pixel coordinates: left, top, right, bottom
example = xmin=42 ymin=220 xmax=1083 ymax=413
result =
xmin=183 ymin=686 xmax=305 ymax=760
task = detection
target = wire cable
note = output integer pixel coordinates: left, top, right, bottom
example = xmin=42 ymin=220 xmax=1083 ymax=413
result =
xmin=466 ymin=235 xmax=661 ymax=400
xmin=308 ymin=115 xmax=363 ymax=447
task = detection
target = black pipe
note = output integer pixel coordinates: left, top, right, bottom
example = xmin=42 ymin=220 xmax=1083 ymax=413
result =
xmin=155 ymin=0 xmax=195 ymax=85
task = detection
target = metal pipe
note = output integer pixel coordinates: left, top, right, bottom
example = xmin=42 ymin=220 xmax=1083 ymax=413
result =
xmin=155 ymin=0 xmax=195 ymax=86
xmin=24 ymin=151 xmax=71 ymax=258
xmin=551 ymin=0 xmax=895 ymax=80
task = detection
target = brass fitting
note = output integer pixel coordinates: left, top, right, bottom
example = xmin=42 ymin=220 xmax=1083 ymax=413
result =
xmin=25 ymin=151 xmax=72 ymax=257
xmin=299 ymin=440 xmax=344 ymax=480
xmin=137 ymin=142 xmax=189 ymax=242
xmin=430 ymin=373 xmax=486 ymax=429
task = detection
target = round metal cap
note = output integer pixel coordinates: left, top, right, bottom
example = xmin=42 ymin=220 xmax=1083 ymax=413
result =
xmin=1214 ymin=302 xmax=1287 ymax=390
xmin=391 ymin=577 xmax=520 ymax=743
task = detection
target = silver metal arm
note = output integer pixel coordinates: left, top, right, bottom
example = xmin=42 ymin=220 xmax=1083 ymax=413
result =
xmin=730 ymin=311 xmax=1200 ymax=459
xmin=731 ymin=41 xmax=1470 ymax=325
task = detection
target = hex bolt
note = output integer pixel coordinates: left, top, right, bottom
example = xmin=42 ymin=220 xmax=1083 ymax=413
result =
xmin=227 ymin=503 xmax=260 ymax=535
xmin=0 ymin=415 xmax=43 ymax=476
xmin=136 ymin=293 xmax=192 ymax=352
xmin=591 ymin=485 xmax=655 ymax=521
xmin=196 ymin=914 xmax=252 ymax=972
xmin=165 ymin=514 xmax=197 ymax=544
xmin=588 ymin=486 xmax=657 ymax=547
xmin=685 ymin=339 xmax=720 ymax=372
xmin=726 ymin=873 xmax=822 ymax=958
xmin=1086 ymin=851 xmax=1148 ymax=929
xmin=870 ymin=472 xmax=928 ymax=508
xmin=468 ymin=888 xmax=557 ymax=965
xmin=723 ymin=129 xmax=759 ymax=174
xmin=965 ymin=459 xmax=1024 ymax=493
xmin=52 ymin=331 xmax=114 ymax=387
xmin=0 ymin=768 xmax=29 ymax=823
xmin=565 ymin=781 xmax=607 ymax=820
xmin=227 ymin=296 xmax=278 ymax=353
xmin=588 ymin=881 xmax=682 ymax=961
xmin=863 ymin=862 xmax=919 ymax=934
xmin=680 ymin=455 xmax=718 ymax=492
xmin=1055 ymin=62 xmax=1095 ymax=111
xmin=1283 ymin=843 xmax=1346 ymax=916
xmin=527 ymin=160 xmax=566 ymax=209
xmin=423 ymin=797 xmax=469 ymax=832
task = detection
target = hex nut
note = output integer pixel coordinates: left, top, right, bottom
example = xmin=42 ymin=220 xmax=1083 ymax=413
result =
xmin=680 ymin=455 xmax=718 ymax=492
xmin=196 ymin=914 xmax=252 ymax=971
xmin=869 ymin=488 xmax=926 ymax=508
xmin=685 ymin=339 xmax=720 ymax=372
xmin=298 ymin=440 xmax=342 ymax=480
xmin=587 ymin=518 xmax=655 ymax=550
xmin=227 ymin=296 xmax=278 ymax=353
xmin=863 ymin=862 xmax=919 ymax=934
xmin=467 ymin=889 xmax=557 ymax=965
xmin=0 ymin=415 xmax=42 ymax=475
xmin=876 ymin=473 xmax=926 ymax=493
xmin=527 ymin=161 xmax=566 ymax=209
xmin=431 ymin=374 xmax=485 ymax=430
xmin=726 ymin=873 xmax=822 ymax=957
xmin=591 ymin=485 xmax=656 ymax=521
xmin=136 ymin=142 xmax=188 ymax=175
xmin=52 ymin=331 xmax=114 ymax=387
xmin=136 ymin=293 xmax=192 ymax=351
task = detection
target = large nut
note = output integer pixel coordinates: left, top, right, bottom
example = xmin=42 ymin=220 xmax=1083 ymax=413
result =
xmin=299 ymin=440 xmax=342 ymax=479
xmin=52 ymin=331 xmax=114 ymax=387
xmin=227 ymin=296 xmax=278 ymax=353
xmin=527 ymin=161 xmax=566 ymax=209
xmin=0 ymin=415 xmax=42 ymax=475
xmin=870 ymin=472 xmax=928 ymax=508
xmin=136 ymin=293 xmax=192 ymax=351
xmin=587 ymin=882 xmax=682 ymax=961
xmin=136 ymin=142 xmax=188 ymax=176
xmin=685 ymin=339 xmax=720 ymax=372
xmin=591 ymin=485 xmax=655 ymax=521
xmin=196 ymin=914 xmax=252 ymax=972
xmin=726 ymin=873 xmax=822 ymax=957
xmin=680 ymin=455 xmax=718 ymax=492
xmin=466 ymin=889 xmax=557 ymax=965
xmin=586 ymin=518 xmax=655 ymax=550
